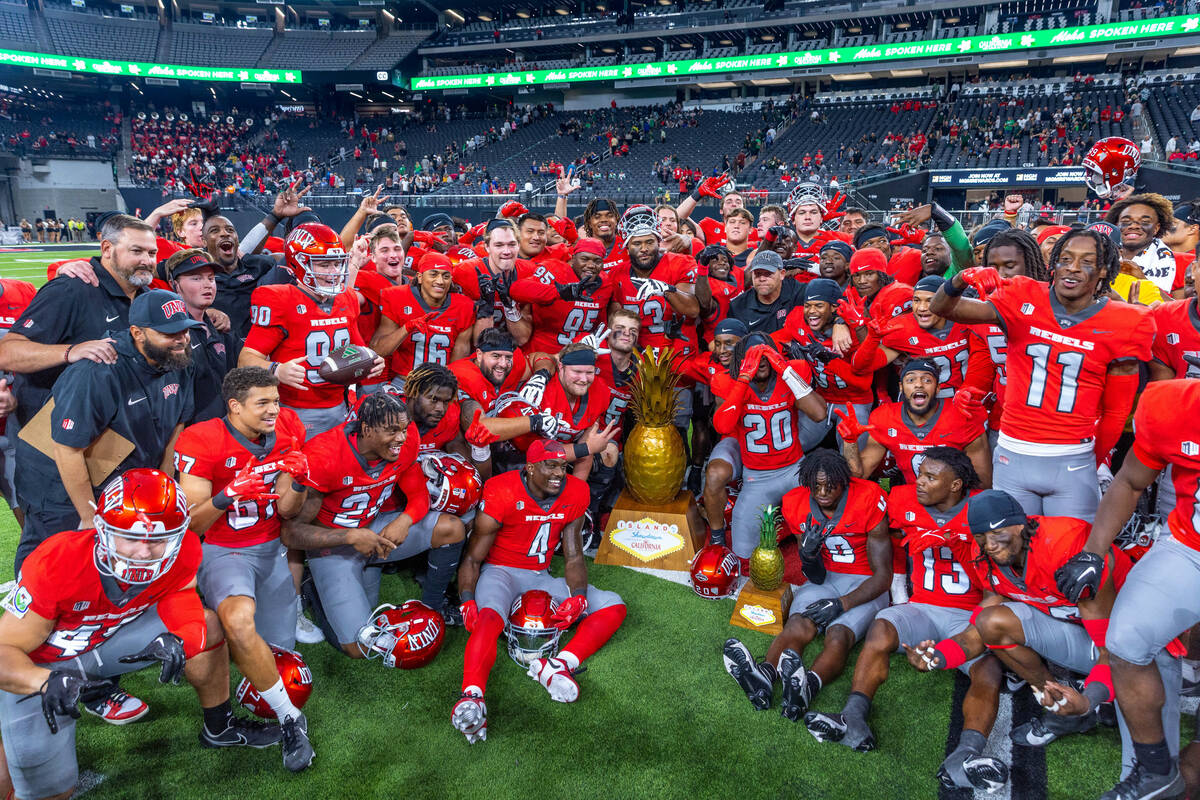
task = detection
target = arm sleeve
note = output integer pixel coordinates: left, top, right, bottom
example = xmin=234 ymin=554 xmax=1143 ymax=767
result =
xmin=157 ymin=587 xmax=208 ymax=658
xmin=944 ymin=221 xmax=973 ymax=276
xmin=712 ymin=380 xmax=750 ymax=436
xmin=238 ymin=223 xmax=270 ymax=257
xmin=507 ymin=277 xmax=559 ymax=305
xmin=1094 ymin=371 xmax=1140 ymax=467
xmin=849 ymin=331 xmax=886 ymax=374
xmin=964 ymin=331 xmax=996 ymax=391
xmin=243 ymin=288 xmax=289 ymax=355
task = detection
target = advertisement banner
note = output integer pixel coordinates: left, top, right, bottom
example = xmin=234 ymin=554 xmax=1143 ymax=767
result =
xmin=0 ymin=49 xmax=302 ymax=84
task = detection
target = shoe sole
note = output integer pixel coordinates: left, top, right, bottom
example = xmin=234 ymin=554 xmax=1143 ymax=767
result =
xmin=452 ymin=703 xmax=487 ymax=740
xmin=84 ymin=705 xmax=149 ymax=726
xmin=779 ymin=651 xmax=810 ymax=719
xmin=199 ymin=731 xmax=281 ymax=750
xmin=804 ymin=714 xmax=847 ymax=743
xmin=722 ymin=642 xmax=771 ymax=711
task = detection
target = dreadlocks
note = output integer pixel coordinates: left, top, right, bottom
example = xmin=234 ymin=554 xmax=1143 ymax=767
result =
xmin=983 ymin=228 xmax=1049 ymax=283
xmin=354 ymin=391 xmax=407 ymax=433
xmin=797 ymin=449 xmax=852 ymax=495
xmin=920 ymin=446 xmax=981 ymax=494
xmin=404 ymin=363 xmax=459 ymax=406
xmin=727 ymin=332 xmax=775 ymax=379
xmin=1046 ymin=228 xmax=1120 ymax=299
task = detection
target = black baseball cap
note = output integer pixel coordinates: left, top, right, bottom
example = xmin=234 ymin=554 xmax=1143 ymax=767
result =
xmin=167 ymin=252 xmax=218 ymax=281
xmin=803 ymin=278 xmax=843 ymax=304
xmin=750 ymin=250 xmax=785 ymax=274
xmin=967 ymin=490 xmax=1028 ymax=535
xmin=422 ymin=213 xmax=454 ymax=231
xmin=899 ymin=358 xmax=940 ymax=380
xmin=129 ymin=289 xmax=205 ymax=334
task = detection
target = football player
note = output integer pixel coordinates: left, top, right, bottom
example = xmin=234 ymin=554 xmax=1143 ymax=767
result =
xmin=405 ymin=363 xmax=469 ymax=460
xmin=694 ymin=244 xmax=744 ymax=332
xmin=1105 ymin=192 xmax=1190 ymax=296
xmin=371 ymin=252 xmax=474 ymax=392
xmin=804 ymin=448 xmax=1008 ymax=795
xmin=674 ymin=175 xmax=752 ymax=247
xmin=724 ymin=450 xmax=891 ymax=719
xmin=174 ymin=367 xmax=314 ymax=771
xmin=285 ymin=392 xmax=466 ymax=651
xmin=841 ymin=248 xmax=913 ymax=325
xmin=351 ymin=223 xmax=409 ymax=396
xmin=817 ymin=241 xmax=853 ymax=290
xmin=1057 ymin=380 xmax=1200 ymax=799
xmin=508 ymin=238 xmax=611 ymax=356
xmin=786 ymin=183 xmax=851 ymax=265
xmin=710 ymin=335 xmax=827 ymax=563
xmin=514 ymin=212 xmax=570 ymax=265
xmin=697 ymin=318 xmax=747 ymax=549
xmin=931 ymin=227 xmax=1155 ymax=519
xmin=852 ymin=224 xmax=922 ymax=285
xmin=240 ymin=222 xmax=384 ymax=437
xmin=0 ymin=469 xmax=281 ymax=800
xmin=453 ymin=220 xmax=537 ymax=345
xmin=452 ymin=440 xmax=627 ymax=743
xmin=1148 ymin=255 xmax=1200 ymax=381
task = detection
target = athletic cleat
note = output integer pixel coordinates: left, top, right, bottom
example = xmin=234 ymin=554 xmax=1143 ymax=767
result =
xmin=581 ymin=516 xmax=603 ymax=558
xmin=452 ymin=692 xmax=488 ymax=743
xmin=938 ymin=749 xmax=1010 ymax=794
xmin=83 ymin=688 xmax=149 ymax=726
xmin=440 ymin=603 xmax=465 ymax=627
xmin=295 ymin=598 xmax=325 ymax=645
xmin=779 ymin=649 xmax=816 ymax=721
xmin=200 ymin=715 xmax=281 ymax=749
xmin=1099 ymin=761 xmax=1185 ymax=800
xmin=1010 ymin=707 xmax=1097 ymax=747
xmin=280 ymin=713 xmax=314 ymax=772
xmin=722 ymin=638 xmax=773 ymax=711
xmin=804 ymin=711 xmax=876 ymax=751
xmin=527 ymin=657 xmax=580 ymax=703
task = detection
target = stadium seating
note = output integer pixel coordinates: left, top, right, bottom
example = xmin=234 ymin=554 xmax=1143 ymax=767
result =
xmin=44 ymin=6 xmax=159 ymax=61
xmin=258 ymin=29 xmax=375 ymax=70
xmin=169 ymin=22 xmax=274 ymax=68
xmin=0 ymin=0 xmax=37 ymax=51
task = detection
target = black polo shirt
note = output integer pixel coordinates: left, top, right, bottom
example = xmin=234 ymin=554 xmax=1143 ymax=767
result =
xmin=188 ymin=316 xmax=240 ymax=424
xmin=9 ymin=258 xmax=141 ymax=426
xmin=728 ymin=276 xmax=805 ymax=335
xmin=214 ymin=255 xmax=292 ymax=339
xmin=14 ymin=330 xmax=194 ymax=510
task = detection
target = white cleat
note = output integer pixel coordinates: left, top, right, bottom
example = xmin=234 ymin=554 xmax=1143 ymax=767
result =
xmin=527 ymin=657 xmax=580 ymax=703
xmin=451 ymin=692 xmax=488 ymax=743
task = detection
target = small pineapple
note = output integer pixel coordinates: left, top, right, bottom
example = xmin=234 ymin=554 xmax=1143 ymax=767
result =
xmin=749 ymin=505 xmax=784 ymax=591
xmin=622 ymin=348 xmax=687 ymax=506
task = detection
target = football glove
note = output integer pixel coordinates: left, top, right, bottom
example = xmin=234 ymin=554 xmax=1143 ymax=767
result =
xmin=529 ymin=412 xmax=562 ymax=439
xmin=465 ymin=409 xmax=499 ymax=447
xmin=1055 ymin=551 xmax=1105 ymax=605
xmin=634 ymin=278 xmax=674 ymax=301
xmin=802 ymin=598 xmax=844 ymax=630
xmin=833 ymin=408 xmax=874 ymax=443
xmin=951 ymin=385 xmax=990 ymax=424
xmin=550 ymin=595 xmax=588 ymax=629
xmin=737 ymin=344 xmax=769 ymax=382
xmin=518 ymin=370 xmax=551 ymax=407
xmin=33 ymin=671 xmax=111 ymax=735
xmin=836 ymin=296 xmax=867 ymax=329
xmin=218 ymin=462 xmax=279 ymax=507
xmin=886 ymin=223 xmax=926 ymax=246
xmin=498 ymin=200 xmax=529 ymax=218
xmin=118 ymin=633 xmax=187 ymax=685
xmin=694 ymin=173 xmax=730 ymax=200
xmin=798 ymin=515 xmax=835 ymax=561
xmin=824 ymin=191 xmax=847 ymax=221
xmin=477 ymin=275 xmax=497 ymax=306
xmin=958 ymin=267 xmax=1009 ymax=298
xmin=277 ymin=448 xmax=309 ymax=482
xmin=790 ymin=340 xmax=837 ymax=364
xmin=578 ymin=323 xmax=611 ymax=355
xmin=759 ymin=346 xmax=789 ymax=375
xmin=459 ymin=599 xmax=479 ymax=633
xmin=557 ymin=275 xmax=602 ymax=301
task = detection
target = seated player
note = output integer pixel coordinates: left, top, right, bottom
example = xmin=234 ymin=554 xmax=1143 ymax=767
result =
xmin=695 ymin=318 xmax=747 ymax=546
xmin=285 ymin=393 xmax=467 ymax=652
xmin=174 ymin=367 xmax=313 ymax=771
xmin=0 ymin=469 xmax=279 ymax=800
xmin=804 ymin=448 xmax=1008 ymax=795
xmin=723 ymin=451 xmax=891 ymax=720
xmin=405 ymin=363 xmax=470 ymax=461
xmin=452 ymin=440 xmax=627 ymax=743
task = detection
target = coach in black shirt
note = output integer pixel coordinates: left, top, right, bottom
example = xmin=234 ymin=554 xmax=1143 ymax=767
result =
xmin=728 ymin=250 xmax=805 ymax=335
xmin=13 ymin=289 xmax=199 ymax=570
xmin=204 ymin=215 xmax=291 ymax=339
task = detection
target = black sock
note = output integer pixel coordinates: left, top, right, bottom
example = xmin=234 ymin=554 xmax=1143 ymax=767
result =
xmin=957 ymin=729 xmax=987 ymax=755
xmin=709 ymin=527 xmax=726 ymax=547
xmin=202 ymin=700 xmax=233 ymax=733
xmin=1133 ymin=739 xmax=1171 ymax=776
xmin=421 ymin=540 xmax=464 ymax=610
xmin=843 ymin=691 xmax=871 ymax=721
xmin=759 ymin=661 xmax=778 ymax=684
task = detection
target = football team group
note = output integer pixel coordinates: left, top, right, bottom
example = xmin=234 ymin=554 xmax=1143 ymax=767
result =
xmin=0 ymin=133 xmax=1192 ymax=800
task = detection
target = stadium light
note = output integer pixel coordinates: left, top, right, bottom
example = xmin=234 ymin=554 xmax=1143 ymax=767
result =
xmin=980 ymin=59 xmax=1029 ymax=69
xmin=1052 ymin=53 xmax=1107 ymax=63
xmin=831 ymin=72 xmax=871 ymax=80
xmin=445 ymin=8 xmax=465 ymax=22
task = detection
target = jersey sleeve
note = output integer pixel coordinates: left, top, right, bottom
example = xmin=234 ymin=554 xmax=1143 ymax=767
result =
xmin=985 ymin=275 xmax=1038 ymax=332
xmin=243 ymin=286 xmax=290 ymax=356
xmin=508 ymin=277 xmax=559 ymax=306
xmin=50 ymin=363 xmax=118 ymax=448
xmin=11 ymin=280 xmax=77 ymax=345
xmin=479 ymin=474 xmax=512 ymax=525
xmin=780 ymin=486 xmax=810 ymax=534
xmin=452 ymin=294 xmax=476 ymax=333
xmin=174 ymin=422 xmax=219 ymax=480
xmin=2 ymin=545 xmax=62 ymax=620
xmin=299 ymin=434 xmax=338 ymax=494
xmin=857 ymin=479 xmax=888 ymax=531
xmin=1130 ymin=382 xmax=1175 ymax=470
xmin=1112 ymin=306 xmax=1156 ymax=363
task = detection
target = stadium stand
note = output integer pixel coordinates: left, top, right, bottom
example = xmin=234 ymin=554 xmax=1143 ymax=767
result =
xmin=258 ymin=29 xmax=375 ymax=70
xmin=43 ymin=5 xmax=159 ymax=61
xmin=0 ymin=0 xmax=38 ymax=50
xmin=169 ymin=22 xmax=274 ymax=68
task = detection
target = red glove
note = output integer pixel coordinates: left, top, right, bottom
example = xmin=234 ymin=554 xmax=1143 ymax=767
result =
xmin=833 ymin=408 xmax=874 ymax=443
xmin=901 ymin=528 xmax=949 ymax=553
xmin=737 ymin=344 xmax=768 ymax=382
xmin=548 ymin=216 xmax=578 ymax=243
xmin=760 ymin=346 xmax=789 ymax=375
xmin=459 ymin=599 xmax=478 ymax=633
xmin=824 ymin=191 xmax=847 ymax=221
xmin=886 ymin=223 xmax=926 ymax=246
xmin=550 ymin=594 xmax=588 ymax=629
xmin=405 ymin=314 xmax=433 ymax=339
xmin=412 ymin=230 xmax=448 ymax=247
xmin=958 ymin=267 xmax=1009 ymax=298
xmin=221 ymin=462 xmax=278 ymax=504
xmin=697 ymin=173 xmax=731 ymax=200
xmin=277 ymin=448 xmax=309 ymax=482
xmin=465 ymin=409 xmax=499 ymax=447
xmin=951 ymin=385 xmax=990 ymax=424
xmin=498 ymin=201 xmax=529 ymax=218
xmin=836 ymin=296 xmax=867 ymax=329
xmin=866 ymin=316 xmax=904 ymax=340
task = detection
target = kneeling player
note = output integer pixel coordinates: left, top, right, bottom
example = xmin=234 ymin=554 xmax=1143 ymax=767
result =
xmin=723 ymin=450 xmax=890 ymax=720
xmin=452 ymin=440 xmax=627 ymax=743
xmin=0 ymin=469 xmax=278 ymax=800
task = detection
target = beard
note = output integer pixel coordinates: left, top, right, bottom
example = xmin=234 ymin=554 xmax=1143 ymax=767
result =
xmin=144 ymin=338 xmax=192 ymax=371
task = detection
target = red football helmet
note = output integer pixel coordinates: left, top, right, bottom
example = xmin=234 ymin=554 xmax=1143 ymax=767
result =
xmin=617 ymin=204 xmax=661 ymax=241
xmin=284 ymin=222 xmax=350 ymax=298
xmin=506 ymin=589 xmax=563 ymax=666
xmin=1083 ymin=137 xmax=1141 ymax=198
xmin=94 ymin=468 xmax=190 ymax=585
xmin=356 ymin=600 xmax=445 ymax=669
xmin=418 ymin=451 xmax=483 ymax=516
xmin=235 ymin=646 xmax=313 ymax=719
xmin=689 ymin=543 xmax=741 ymax=599
xmin=494 ymin=391 xmax=540 ymax=452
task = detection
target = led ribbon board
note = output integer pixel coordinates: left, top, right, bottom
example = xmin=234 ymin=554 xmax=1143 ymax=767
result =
xmin=0 ymin=49 xmax=302 ymax=83
xmin=411 ymin=15 xmax=1198 ymax=90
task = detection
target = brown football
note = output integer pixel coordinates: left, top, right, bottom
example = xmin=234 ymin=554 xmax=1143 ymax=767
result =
xmin=318 ymin=344 xmax=377 ymax=385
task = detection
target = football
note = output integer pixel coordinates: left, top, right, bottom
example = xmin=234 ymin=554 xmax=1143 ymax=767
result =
xmin=318 ymin=343 xmax=377 ymax=385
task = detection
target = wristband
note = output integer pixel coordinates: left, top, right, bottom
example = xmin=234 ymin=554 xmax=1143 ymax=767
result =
xmin=63 ymin=344 xmax=73 ymax=363
xmin=557 ymin=194 xmax=568 ymax=199
xmin=781 ymin=367 xmax=813 ymax=400
xmin=933 ymin=639 xmax=967 ymax=670
xmin=459 ymin=590 xmax=475 ymax=603
xmin=264 ymin=213 xmax=280 ymax=227
xmin=268 ymin=361 xmax=279 ymax=375
xmin=930 ymin=203 xmax=955 ymax=231
xmin=212 ymin=490 xmax=234 ymax=510
xmin=942 ymin=277 xmax=965 ymax=298
xmin=470 ymin=444 xmax=491 ymax=461
xmin=690 ymin=188 xmax=703 ymax=202
xmin=573 ymin=442 xmax=590 ymax=460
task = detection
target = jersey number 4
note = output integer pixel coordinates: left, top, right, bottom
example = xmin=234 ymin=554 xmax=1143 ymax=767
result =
xmin=527 ymin=521 xmax=552 ymax=566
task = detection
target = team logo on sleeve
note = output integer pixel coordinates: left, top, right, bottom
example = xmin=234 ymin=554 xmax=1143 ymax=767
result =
xmin=1183 ymin=442 xmax=1199 ymax=457
xmin=225 ymin=457 xmax=238 ymax=468
xmin=905 ymin=511 xmax=916 ymax=521
xmin=2 ymin=585 xmax=32 ymax=618
xmin=1020 ymin=303 xmax=1034 ymax=315
xmin=1167 ymin=333 xmax=1180 ymax=345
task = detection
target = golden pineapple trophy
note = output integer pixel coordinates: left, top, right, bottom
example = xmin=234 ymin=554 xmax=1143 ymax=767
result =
xmin=730 ymin=506 xmax=793 ymax=636
xmin=594 ymin=348 xmax=704 ymax=572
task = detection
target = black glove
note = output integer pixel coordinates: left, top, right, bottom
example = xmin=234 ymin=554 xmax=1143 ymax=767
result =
xmin=663 ymin=316 xmax=687 ymax=342
xmin=118 ymin=633 xmax=186 ymax=685
xmin=477 ymin=275 xmax=497 ymax=306
xmin=558 ymin=275 xmax=602 ymax=301
xmin=32 ymin=671 xmax=110 ymax=734
xmin=798 ymin=514 xmax=833 ymax=562
xmin=802 ymin=597 xmax=844 ymax=631
xmin=783 ymin=257 xmax=812 ymax=272
xmin=189 ymin=195 xmax=220 ymax=220
xmin=790 ymin=340 xmax=837 ymax=364
xmin=1055 ymin=551 xmax=1105 ymax=605
xmin=1183 ymin=353 xmax=1200 ymax=371
xmin=494 ymin=269 xmax=517 ymax=306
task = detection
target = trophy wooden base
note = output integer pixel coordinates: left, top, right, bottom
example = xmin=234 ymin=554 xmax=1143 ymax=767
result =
xmin=594 ymin=489 xmax=704 ymax=572
xmin=730 ymin=582 xmax=794 ymax=637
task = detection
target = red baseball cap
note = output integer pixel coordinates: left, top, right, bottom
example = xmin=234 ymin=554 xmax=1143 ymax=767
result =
xmin=848 ymin=248 xmax=888 ymax=275
xmin=1036 ymin=225 xmax=1071 ymax=245
xmin=572 ymin=237 xmax=606 ymax=258
xmin=527 ymin=439 xmax=568 ymax=464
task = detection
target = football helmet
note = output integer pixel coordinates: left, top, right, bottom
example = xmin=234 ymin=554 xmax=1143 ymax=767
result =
xmin=284 ymin=222 xmax=350 ymax=298
xmin=616 ymin=204 xmax=661 ymax=241
xmin=786 ymin=182 xmax=828 ymax=216
xmin=94 ymin=468 xmax=190 ymax=585
xmin=235 ymin=646 xmax=313 ymax=719
xmin=356 ymin=601 xmax=445 ymax=669
xmin=1082 ymin=137 xmax=1141 ymax=198
xmin=690 ymin=543 xmax=741 ymax=599
xmin=419 ymin=451 xmax=483 ymax=516
xmin=506 ymin=590 xmax=563 ymax=667
xmin=1116 ymin=511 xmax=1164 ymax=554
xmin=494 ymin=391 xmax=539 ymax=452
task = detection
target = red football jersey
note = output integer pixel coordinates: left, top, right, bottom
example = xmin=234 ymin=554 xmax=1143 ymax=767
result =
xmin=792 ymin=230 xmax=852 ymax=264
xmin=600 ymin=237 xmax=627 ymax=272
xmin=782 ymin=477 xmax=888 ymax=576
xmin=174 ymin=409 xmax=307 ymax=547
xmin=452 ymin=257 xmax=542 ymax=302
xmin=775 ymin=311 xmax=876 ymax=405
xmin=887 ymin=485 xmax=982 ymax=609
xmin=508 ymin=263 xmax=613 ymax=354
xmin=244 ymin=284 xmax=364 ymax=409
xmin=887 ymin=248 xmax=923 ymax=285
xmin=968 ymin=322 xmax=1009 ymax=430
xmin=533 ymin=373 xmax=608 ymax=444
xmin=879 ymin=315 xmax=977 ymax=399
xmin=987 ymin=277 xmax=1155 ymax=445
xmin=702 ymin=269 xmax=745 ymax=331
xmin=679 ymin=351 xmax=726 ymax=389
xmin=1150 ymin=299 xmax=1200 ymax=379
xmin=609 ymin=252 xmax=699 ymax=354
xmin=417 ymin=402 xmax=462 ymax=453
xmin=449 ymin=354 xmax=526 ymax=414
xmin=595 ymin=353 xmax=635 ymax=435
xmin=378 ymin=285 xmax=474 ymax=377
xmin=479 ymin=470 xmax=590 ymax=570
xmin=868 ymin=400 xmax=985 ymax=484
xmin=719 ymin=360 xmax=816 ymax=470
xmin=1131 ymin=380 xmax=1200 ymax=550
xmin=301 ymin=421 xmax=426 ymax=530
xmin=0 ymin=278 xmax=36 ymax=335
xmin=6 ymin=529 xmax=202 ymax=663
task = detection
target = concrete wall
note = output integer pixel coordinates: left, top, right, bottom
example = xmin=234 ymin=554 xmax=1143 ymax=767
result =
xmin=13 ymin=158 xmax=123 ymax=223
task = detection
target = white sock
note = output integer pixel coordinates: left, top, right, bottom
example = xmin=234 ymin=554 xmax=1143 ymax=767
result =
xmin=463 ymin=684 xmax=483 ymax=698
xmin=556 ymin=651 xmax=580 ymax=671
xmin=259 ymin=678 xmax=301 ymax=722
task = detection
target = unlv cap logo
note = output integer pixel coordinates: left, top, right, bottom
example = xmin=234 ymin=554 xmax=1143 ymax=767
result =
xmin=160 ymin=298 xmax=186 ymax=318
xmin=162 ymin=383 xmax=180 ymax=399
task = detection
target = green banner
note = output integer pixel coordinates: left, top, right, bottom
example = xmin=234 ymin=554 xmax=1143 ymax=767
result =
xmin=412 ymin=14 xmax=1198 ymax=90
xmin=0 ymin=49 xmax=301 ymax=84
